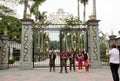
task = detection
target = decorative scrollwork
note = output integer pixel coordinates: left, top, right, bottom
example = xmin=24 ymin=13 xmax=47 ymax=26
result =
xmin=23 ymin=26 xmax=29 ymax=61
xmin=1 ymin=40 xmax=6 ymax=64
xmin=92 ymin=26 xmax=98 ymax=60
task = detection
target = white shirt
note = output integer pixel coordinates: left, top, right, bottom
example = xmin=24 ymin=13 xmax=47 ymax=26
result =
xmin=109 ymin=48 xmax=120 ymax=64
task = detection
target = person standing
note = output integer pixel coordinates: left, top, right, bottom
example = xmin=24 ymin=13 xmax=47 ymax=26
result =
xmin=106 ymin=42 xmax=120 ymax=81
xmin=83 ymin=49 xmax=90 ymax=72
xmin=60 ymin=49 xmax=68 ymax=73
xmin=49 ymin=48 xmax=56 ymax=72
xmin=68 ymin=48 xmax=76 ymax=71
xmin=77 ymin=51 xmax=83 ymax=72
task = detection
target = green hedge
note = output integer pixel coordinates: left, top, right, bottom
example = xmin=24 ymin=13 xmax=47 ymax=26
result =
xmin=8 ymin=59 xmax=15 ymax=64
xmin=101 ymin=58 xmax=109 ymax=62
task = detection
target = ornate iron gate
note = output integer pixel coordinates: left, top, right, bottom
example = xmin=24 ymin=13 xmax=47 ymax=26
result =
xmin=32 ymin=24 xmax=88 ymax=68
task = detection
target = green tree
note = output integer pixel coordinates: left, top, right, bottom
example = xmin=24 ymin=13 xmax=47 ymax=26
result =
xmin=29 ymin=0 xmax=46 ymax=21
xmin=100 ymin=42 xmax=108 ymax=62
xmin=36 ymin=11 xmax=48 ymax=24
xmin=19 ymin=0 xmax=46 ymax=19
xmin=0 ymin=5 xmax=15 ymax=18
xmin=49 ymin=40 xmax=60 ymax=50
xmin=0 ymin=16 xmax=21 ymax=42
xmin=99 ymin=31 xmax=109 ymax=62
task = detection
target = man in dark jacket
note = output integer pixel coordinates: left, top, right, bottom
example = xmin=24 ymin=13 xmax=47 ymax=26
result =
xmin=49 ymin=48 xmax=56 ymax=72
xmin=60 ymin=49 xmax=68 ymax=73
xmin=68 ymin=48 xmax=76 ymax=71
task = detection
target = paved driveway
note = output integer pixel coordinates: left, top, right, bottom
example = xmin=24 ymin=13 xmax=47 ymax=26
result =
xmin=0 ymin=66 xmax=118 ymax=81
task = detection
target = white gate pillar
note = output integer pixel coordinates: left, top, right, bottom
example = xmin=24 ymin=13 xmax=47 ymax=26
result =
xmin=19 ymin=19 xmax=33 ymax=70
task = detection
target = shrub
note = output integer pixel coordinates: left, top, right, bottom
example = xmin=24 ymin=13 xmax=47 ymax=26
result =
xmin=8 ymin=59 xmax=15 ymax=64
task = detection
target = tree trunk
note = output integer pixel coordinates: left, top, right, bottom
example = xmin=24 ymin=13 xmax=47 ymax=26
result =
xmin=83 ymin=3 xmax=86 ymax=23
xmin=23 ymin=0 xmax=28 ymax=19
xmin=77 ymin=0 xmax=80 ymax=21
xmin=93 ymin=0 xmax=96 ymax=18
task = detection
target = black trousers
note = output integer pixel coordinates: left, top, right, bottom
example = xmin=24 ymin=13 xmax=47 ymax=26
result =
xmin=60 ymin=66 xmax=67 ymax=73
xmin=110 ymin=63 xmax=119 ymax=81
xmin=70 ymin=63 xmax=76 ymax=71
xmin=60 ymin=59 xmax=67 ymax=73
xmin=49 ymin=61 xmax=55 ymax=72
xmin=50 ymin=66 xmax=55 ymax=72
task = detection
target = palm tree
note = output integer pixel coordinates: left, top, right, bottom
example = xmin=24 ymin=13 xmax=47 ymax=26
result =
xmin=19 ymin=0 xmax=46 ymax=19
xmin=80 ymin=0 xmax=88 ymax=23
xmin=38 ymin=11 xmax=47 ymax=23
xmin=93 ymin=0 xmax=96 ymax=19
xmin=0 ymin=5 xmax=15 ymax=18
xmin=19 ymin=0 xmax=28 ymax=19
xmin=80 ymin=0 xmax=89 ymax=49
xmin=29 ymin=0 xmax=46 ymax=21
xmin=77 ymin=0 xmax=80 ymax=21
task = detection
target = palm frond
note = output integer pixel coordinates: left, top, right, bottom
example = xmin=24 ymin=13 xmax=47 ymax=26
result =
xmin=80 ymin=0 xmax=88 ymax=4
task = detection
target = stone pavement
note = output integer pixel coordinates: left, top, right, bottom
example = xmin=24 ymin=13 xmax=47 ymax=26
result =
xmin=0 ymin=66 xmax=118 ymax=81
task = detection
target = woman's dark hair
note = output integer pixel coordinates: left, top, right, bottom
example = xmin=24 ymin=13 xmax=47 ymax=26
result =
xmin=111 ymin=42 xmax=117 ymax=48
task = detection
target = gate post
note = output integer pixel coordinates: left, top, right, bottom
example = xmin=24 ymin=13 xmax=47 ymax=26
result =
xmin=60 ymin=30 xmax=62 ymax=52
xmin=19 ymin=19 xmax=33 ymax=70
xmin=86 ymin=18 xmax=102 ymax=68
xmin=0 ymin=35 xmax=9 ymax=70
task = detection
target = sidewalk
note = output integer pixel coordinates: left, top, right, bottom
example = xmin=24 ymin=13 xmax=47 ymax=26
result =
xmin=0 ymin=66 xmax=117 ymax=81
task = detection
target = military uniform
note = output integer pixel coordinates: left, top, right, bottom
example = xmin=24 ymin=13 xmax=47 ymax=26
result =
xmin=49 ymin=52 xmax=56 ymax=72
xmin=68 ymin=51 xmax=76 ymax=71
xmin=60 ymin=52 xmax=68 ymax=73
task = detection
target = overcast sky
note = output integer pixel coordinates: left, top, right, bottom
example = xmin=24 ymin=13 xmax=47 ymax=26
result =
xmin=16 ymin=0 xmax=120 ymax=37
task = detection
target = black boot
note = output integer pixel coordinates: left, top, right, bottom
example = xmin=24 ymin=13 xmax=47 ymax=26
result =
xmin=60 ymin=67 xmax=63 ymax=73
xmin=65 ymin=67 xmax=68 ymax=73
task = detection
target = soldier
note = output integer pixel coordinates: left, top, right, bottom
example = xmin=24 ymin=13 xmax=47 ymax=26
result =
xmin=68 ymin=48 xmax=76 ymax=71
xmin=49 ymin=48 xmax=56 ymax=72
xmin=60 ymin=49 xmax=68 ymax=73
